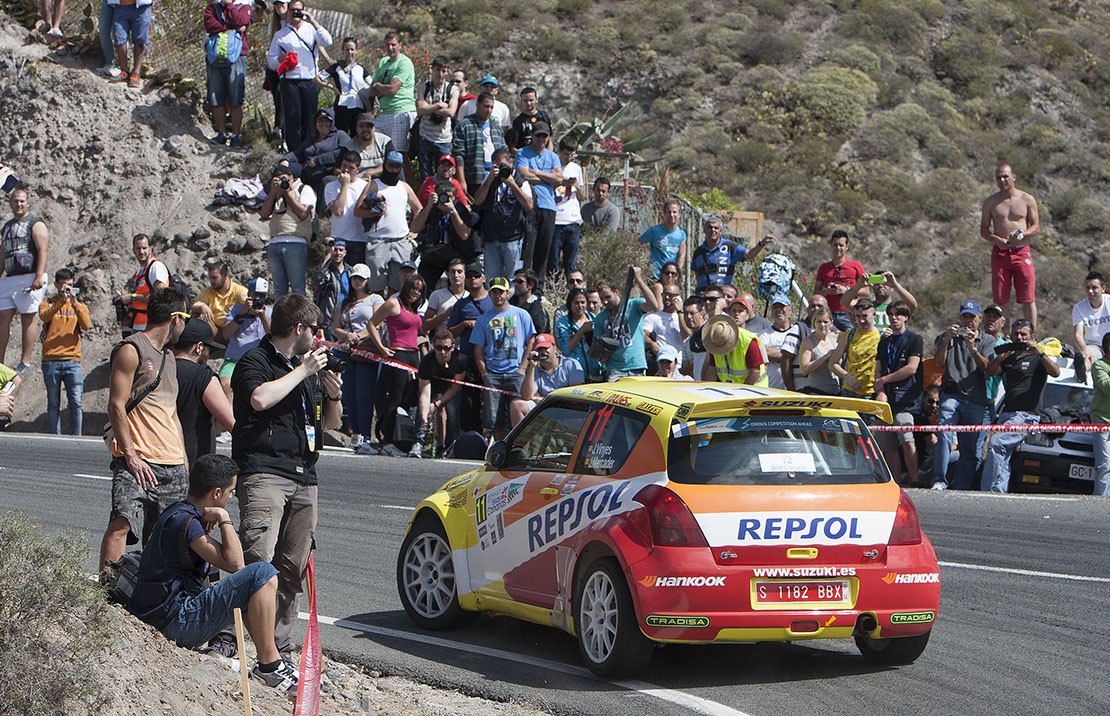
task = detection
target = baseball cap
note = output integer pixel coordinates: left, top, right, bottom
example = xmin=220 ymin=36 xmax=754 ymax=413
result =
xmin=657 ymin=344 xmax=680 ymax=363
xmin=489 ymin=276 xmax=510 ymax=291
xmin=479 ymin=74 xmax=499 ymax=87
xmin=853 ymin=298 xmax=874 ymax=309
xmin=177 ymin=319 xmax=222 ymax=350
xmin=727 ymin=296 xmax=750 ymax=312
xmin=350 ymin=263 xmax=372 ymax=279
xmin=385 ymin=150 xmax=404 ymax=165
xmin=531 ymin=121 xmax=551 ymax=136
xmin=399 ymin=260 xmax=417 ymax=271
xmin=464 ymin=262 xmax=484 ymax=276
xmin=248 ymin=277 xmax=268 ymax=293
xmin=771 ymin=294 xmax=790 ymax=306
xmin=355 ymin=112 xmax=375 ymax=125
xmin=533 ymin=333 xmax=555 ymax=350
xmin=984 ymin=303 xmax=1005 ymax=315
xmin=331 ymin=238 xmax=346 ymax=248
xmin=313 ymin=107 xmax=334 ymax=123
xmin=437 ymin=155 xmax=456 ymax=167
xmin=960 ymin=299 xmax=982 ymax=316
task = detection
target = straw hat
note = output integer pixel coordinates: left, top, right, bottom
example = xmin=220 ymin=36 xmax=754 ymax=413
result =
xmin=702 ymin=314 xmax=740 ymax=355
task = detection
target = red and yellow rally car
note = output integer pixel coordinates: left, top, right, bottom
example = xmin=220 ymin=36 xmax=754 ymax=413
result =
xmin=397 ymin=381 xmax=940 ymax=676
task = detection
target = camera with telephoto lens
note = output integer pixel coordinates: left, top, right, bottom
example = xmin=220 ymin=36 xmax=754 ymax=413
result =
xmin=279 ymin=177 xmax=290 ymax=191
xmin=325 ymin=350 xmax=347 ymax=373
xmin=251 ymin=297 xmax=264 ymax=310
xmin=497 ymin=163 xmax=512 ymax=180
xmin=437 ymin=190 xmax=453 ymax=205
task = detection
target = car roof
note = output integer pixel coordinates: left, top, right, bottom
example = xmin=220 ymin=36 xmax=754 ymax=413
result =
xmin=548 ymin=380 xmax=893 ymax=423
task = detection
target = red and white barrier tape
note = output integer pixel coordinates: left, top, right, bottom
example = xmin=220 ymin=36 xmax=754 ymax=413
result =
xmin=869 ymin=423 xmax=1110 ymax=433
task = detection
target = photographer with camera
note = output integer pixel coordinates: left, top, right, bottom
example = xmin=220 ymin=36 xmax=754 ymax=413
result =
xmin=931 ymin=300 xmax=997 ymax=490
xmin=410 ymin=175 xmax=476 ymax=290
xmin=261 ymin=164 xmax=315 ymax=297
xmin=510 ymin=333 xmax=582 ymax=426
xmin=219 ymin=278 xmax=272 ymax=400
xmin=415 ymin=56 xmax=460 ymax=181
xmin=311 ymin=238 xmax=350 ymax=340
xmin=417 ymin=155 xmax=468 ymax=209
xmin=981 ymin=319 xmax=1059 ymax=493
xmin=475 ymin=147 xmax=533 ymax=282
xmin=230 ymin=293 xmax=342 ymax=658
xmin=38 ymin=268 xmax=91 ymax=435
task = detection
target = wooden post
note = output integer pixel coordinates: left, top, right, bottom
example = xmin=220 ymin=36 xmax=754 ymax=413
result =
xmin=233 ymin=607 xmax=252 ymax=716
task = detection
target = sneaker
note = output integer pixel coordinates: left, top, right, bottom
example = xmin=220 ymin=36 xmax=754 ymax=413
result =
xmin=249 ymin=660 xmax=298 ymax=693
xmin=349 ymin=433 xmax=363 ymax=450
xmin=408 ymin=442 xmax=424 ymax=459
xmin=355 ymin=442 xmax=380 ymax=455
xmin=15 ymin=362 xmax=32 ymax=375
xmin=930 ymin=483 xmax=947 ymax=491
xmin=216 ymin=431 xmax=232 ymax=444
xmin=127 ymin=73 xmax=141 ymax=89
xmin=109 ymin=72 xmax=129 ymax=84
xmin=212 ymin=132 xmax=227 ymax=145
xmin=229 ymin=134 xmax=243 ymax=148
xmin=99 ymin=64 xmax=124 ymax=79
xmin=46 ymin=27 xmax=64 ymax=38
xmin=382 ymin=444 xmax=407 ymax=458
xmin=199 ymin=633 xmax=237 ymax=658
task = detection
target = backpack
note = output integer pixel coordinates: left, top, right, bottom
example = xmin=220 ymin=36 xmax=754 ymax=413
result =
xmin=205 ymin=5 xmax=243 ymax=67
xmin=170 ymin=273 xmax=195 ymax=308
xmin=102 ymin=551 xmax=143 ymax=605
xmin=756 ymin=253 xmax=795 ymax=301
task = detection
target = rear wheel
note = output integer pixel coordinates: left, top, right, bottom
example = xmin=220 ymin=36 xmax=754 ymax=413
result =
xmin=855 ymin=629 xmax=931 ymax=665
xmin=397 ymin=517 xmax=464 ymax=630
xmin=574 ymin=558 xmax=654 ymax=677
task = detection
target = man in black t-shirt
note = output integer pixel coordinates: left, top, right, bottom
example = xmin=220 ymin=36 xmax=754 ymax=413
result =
xmin=873 ymin=301 xmax=924 ymax=485
xmin=981 ymin=319 xmax=1060 ymax=493
xmin=414 ymin=328 xmax=467 ymax=456
xmin=507 ymin=87 xmax=553 ymax=149
xmin=174 ymin=320 xmax=234 ymax=466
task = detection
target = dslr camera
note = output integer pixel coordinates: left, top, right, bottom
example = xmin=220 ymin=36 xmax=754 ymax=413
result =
xmin=325 ymin=350 xmax=347 ymax=373
xmin=251 ymin=297 xmax=264 ymax=310
xmin=279 ymin=176 xmax=291 ymax=191
xmin=290 ymin=9 xmax=304 ymax=20
xmin=496 ymin=163 xmax=512 ymax=181
xmin=111 ymin=295 xmax=132 ymax=324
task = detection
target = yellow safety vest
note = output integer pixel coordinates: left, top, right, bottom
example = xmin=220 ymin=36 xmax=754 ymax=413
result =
xmin=713 ymin=328 xmax=770 ymax=387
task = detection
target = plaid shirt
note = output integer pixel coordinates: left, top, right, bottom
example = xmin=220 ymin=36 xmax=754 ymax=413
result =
xmin=452 ymin=115 xmax=507 ymax=187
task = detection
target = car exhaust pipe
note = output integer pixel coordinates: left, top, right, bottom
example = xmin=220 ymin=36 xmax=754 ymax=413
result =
xmin=854 ymin=614 xmax=877 ymax=635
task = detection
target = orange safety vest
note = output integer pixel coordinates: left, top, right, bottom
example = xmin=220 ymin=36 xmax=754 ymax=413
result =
xmin=130 ymin=258 xmax=162 ymax=327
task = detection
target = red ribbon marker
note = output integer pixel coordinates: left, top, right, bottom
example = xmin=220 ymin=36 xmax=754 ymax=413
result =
xmin=294 ymin=554 xmax=321 ymax=716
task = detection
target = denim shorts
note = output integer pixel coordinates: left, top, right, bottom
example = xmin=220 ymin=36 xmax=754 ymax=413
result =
xmin=112 ymin=4 xmax=152 ymax=46
xmin=206 ymin=56 xmax=246 ymax=107
xmin=161 ymin=562 xmax=279 ymax=649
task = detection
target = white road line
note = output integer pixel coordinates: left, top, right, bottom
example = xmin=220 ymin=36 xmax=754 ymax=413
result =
xmin=375 ymin=504 xmax=414 ymax=511
xmin=74 ymin=473 xmax=112 ymax=481
xmin=940 ymin=560 xmax=1110 ymax=583
xmin=930 ymin=491 xmax=1083 ymax=502
xmin=302 ymin=612 xmax=752 ymax=716
xmin=0 ymin=433 xmax=98 ymax=442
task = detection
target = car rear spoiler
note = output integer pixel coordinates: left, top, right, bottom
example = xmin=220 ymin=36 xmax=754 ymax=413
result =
xmin=683 ymin=395 xmax=894 ymax=424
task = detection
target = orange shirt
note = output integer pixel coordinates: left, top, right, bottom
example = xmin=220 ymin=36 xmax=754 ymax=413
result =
xmin=38 ymin=297 xmax=92 ymax=362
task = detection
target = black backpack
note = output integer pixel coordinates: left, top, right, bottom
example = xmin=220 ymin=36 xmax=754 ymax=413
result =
xmin=169 ymin=273 xmax=195 ymax=307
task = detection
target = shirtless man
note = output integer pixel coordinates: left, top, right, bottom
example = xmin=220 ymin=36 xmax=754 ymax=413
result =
xmin=980 ymin=164 xmax=1040 ymax=328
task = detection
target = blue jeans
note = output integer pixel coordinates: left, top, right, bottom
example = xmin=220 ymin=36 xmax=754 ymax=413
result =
xmin=933 ymin=394 xmax=989 ymax=489
xmin=484 ymin=240 xmax=522 ymax=282
xmin=981 ymin=411 xmax=1037 ymax=493
xmin=268 ymin=241 xmax=308 ymax=297
xmin=161 ymin=562 xmax=278 ymax=649
xmin=418 ymin=138 xmax=452 ymax=182
xmin=42 ymin=360 xmax=84 ymax=435
xmin=1094 ymin=418 xmax=1110 ymax=497
xmin=342 ymin=357 xmax=378 ymax=438
xmin=99 ymin=0 xmax=115 ymax=65
xmin=549 ymin=223 xmax=582 ymax=277
xmin=482 ymin=372 xmax=524 ymax=433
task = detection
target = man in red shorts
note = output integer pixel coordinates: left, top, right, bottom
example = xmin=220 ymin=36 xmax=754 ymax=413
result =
xmin=980 ymin=163 xmax=1040 ymax=328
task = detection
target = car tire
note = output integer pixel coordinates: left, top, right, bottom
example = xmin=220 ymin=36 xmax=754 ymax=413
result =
xmin=574 ymin=557 xmax=654 ymax=677
xmin=396 ymin=516 xmax=464 ymax=630
xmin=855 ymin=629 xmax=931 ymax=665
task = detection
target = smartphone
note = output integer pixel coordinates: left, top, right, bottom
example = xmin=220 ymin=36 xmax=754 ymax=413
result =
xmin=868 ymin=274 xmax=885 ymax=284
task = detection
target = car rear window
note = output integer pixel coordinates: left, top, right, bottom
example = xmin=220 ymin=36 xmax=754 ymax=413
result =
xmin=667 ymin=416 xmax=890 ymax=486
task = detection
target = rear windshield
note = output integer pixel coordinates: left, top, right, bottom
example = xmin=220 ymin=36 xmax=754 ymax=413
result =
xmin=667 ymin=416 xmax=890 ymax=486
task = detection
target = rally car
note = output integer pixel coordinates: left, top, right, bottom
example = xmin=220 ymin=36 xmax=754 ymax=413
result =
xmin=396 ymin=381 xmax=940 ymax=677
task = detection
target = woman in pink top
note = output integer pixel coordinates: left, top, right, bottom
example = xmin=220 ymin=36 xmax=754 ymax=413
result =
xmin=366 ymin=274 xmax=426 ymax=454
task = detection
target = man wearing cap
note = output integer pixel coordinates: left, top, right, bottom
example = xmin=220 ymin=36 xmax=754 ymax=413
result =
xmin=514 ymin=121 xmax=563 ymax=290
xmin=324 ymin=151 xmax=369 ymax=264
xmin=448 ymin=263 xmax=492 ymax=434
xmin=261 ymin=164 xmax=314 ymax=297
xmin=355 ymin=150 xmax=422 ymax=292
xmin=458 ymin=75 xmax=511 ymax=128
xmin=657 ymin=345 xmax=692 ymax=381
xmin=311 ymin=238 xmax=350 ymax=339
xmin=511 ymin=332 xmax=583 ymax=424
xmin=872 ymin=301 xmax=924 ymax=485
xmin=981 ymin=302 xmax=1008 ymax=415
xmin=452 ymin=92 xmax=508 ymax=197
xmin=195 ymin=260 xmax=247 ymax=331
xmin=690 ymin=216 xmax=774 ymax=292
xmin=981 ymin=163 xmax=1040 ymax=328
xmin=279 ymin=107 xmax=351 ymax=194
xmin=758 ymin=296 xmax=796 ymax=390
xmin=416 ymin=56 xmax=460 ymax=181
xmin=1073 ymin=271 xmax=1110 ymax=369
xmin=701 ymin=310 xmax=767 ymax=386
xmin=813 ymin=229 xmax=866 ymax=332
xmin=931 ymin=299 xmax=996 ymax=490
xmin=219 ymin=278 xmax=272 ymax=399
xmin=828 ymin=298 xmax=881 ymax=399
xmin=417 ymin=155 xmax=468 ymax=209
xmin=266 ymin=0 xmax=332 ymax=151
xmin=583 ymin=267 xmax=660 ymax=381
xmin=471 ymin=276 xmax=535 ymax=439
xmin=175 ymin=320 xmax=235 ymax=467
xmin=344 ymin=113 xmax=394 ymax=178
xmin=981 ymin=319 xmax=1059 ymax=493
xmin=507 ymin=86 xmax=554 ymax=150
xmin=367 ymin=31 xmax=418 ymax=181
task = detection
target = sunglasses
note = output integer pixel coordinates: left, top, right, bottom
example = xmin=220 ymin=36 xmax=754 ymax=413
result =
xmin=925 ymin=399 xmax=939 ymax=405
xmin=171 ymin=311 xmax=190 ymax=320
xmin=663 ymin=293 xmax=679 ymax=299
xmin=662 ymin=269 xmax=679 ymax=275
xmin=301 ymin=323 xmax=322 ymax=333
xmin=434 ymin=344 xmax=453 ymax=352
xmin=513 ymin=278 xmax=527 ymax=284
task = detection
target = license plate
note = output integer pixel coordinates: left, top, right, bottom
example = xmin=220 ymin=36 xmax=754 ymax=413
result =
xmin=752 ymin=579 xmax=853 ymax=609
xmin=1069 ymin=463 xmax=1094 ymax=481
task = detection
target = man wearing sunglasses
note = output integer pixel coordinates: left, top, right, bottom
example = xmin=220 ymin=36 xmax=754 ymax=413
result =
xmin=229 ymin=293 xmax=342 ymax=658
xmin=415 ymin=328 xmax=467 ymax=457
xmin=100 ymin=288 xmax=191 ymax=571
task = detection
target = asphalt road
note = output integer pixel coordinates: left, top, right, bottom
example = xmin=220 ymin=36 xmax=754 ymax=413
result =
xmin=2 ymin=433 xmax=1108 ymax=715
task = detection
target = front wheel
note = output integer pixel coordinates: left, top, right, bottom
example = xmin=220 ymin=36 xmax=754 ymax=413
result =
xmin=855 ymin=629 xmax=931 ymax=665
xmin=574 ymin=558 xmax=654 ymax=677
xmin=397 ymin=517 xmax=464 ymax=630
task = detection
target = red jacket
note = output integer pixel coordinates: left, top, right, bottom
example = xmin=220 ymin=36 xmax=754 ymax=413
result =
xmin=203 ymin=1 xmax=253 ymax=56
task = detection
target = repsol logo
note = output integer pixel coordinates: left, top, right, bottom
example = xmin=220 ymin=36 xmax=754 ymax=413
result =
xmin=738 ymin=517 xmax=863 ymax=541
xmin=640 ymin=576 xmax=726 ymax=587
xmin=645 ymin=615 xmax=711 ymax=628
xmin=527 ymin=482 xmax=632 ymax=553
xmin=891 ymin=611 xmax=935 ymax=624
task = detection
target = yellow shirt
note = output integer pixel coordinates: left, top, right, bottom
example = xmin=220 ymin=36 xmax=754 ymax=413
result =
xmin=844 ymin=328 xmax=881 ymax=396
xmin=198 ymin=281 xmax=248 ymax=328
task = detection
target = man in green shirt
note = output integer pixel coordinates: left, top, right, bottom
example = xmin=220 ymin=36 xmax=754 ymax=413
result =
xmin=1092 ymin=333 xmax=1110 ymax=496
xmin=368 ymin=31 xmax=417 ymax=181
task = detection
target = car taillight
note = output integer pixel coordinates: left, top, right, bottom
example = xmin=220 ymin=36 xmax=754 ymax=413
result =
xmin=888 ymin=489 xmax=922 ymax=546
xmin=634 ymin=485 xmax=708 ymax=547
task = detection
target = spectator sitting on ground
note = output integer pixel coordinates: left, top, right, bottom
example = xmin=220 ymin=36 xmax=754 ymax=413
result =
xmin=873 ymin=301 xmax=924 ymax=486
xmin=458 ymin=74 xmax=511 ymax=127
xmin=507 ymin=86 xmax=554 ymax=149
xmin=367 ymin=31 xmax=418 ymax=182
xmin=656 ymin=344 xmax=692 ymax=381
xmin=842 ymin=270 xmax=918 ymax=333
xmin=324 ymin=151 xmax=370 ymax=265
xmin=127 ymin=454 xmax=298 ymax=693
xmin=471 ymin=276 xmax=536 ymax=440
xmin=260 ymin=164 xmax=315 ymax=297
xmin=280 ymin=107 xmax=351 ymax=194
xmin=108 ymin=0 xmax=152 ymax=88
xmin=1090 ymin=332 xmax=1110 ymax=497
xmin=414 ymin=328 xmax=467 ymax=457
xmin=423 ymin=257 xmax=467 ymax=334
xmin=452 ymin=91 xmax=508 ymax=197
xmin=266 ymin=0 xmax=332 ymax=151
xmin=311 ymin=239 xmax=349 ymax=341
xmin=1073 ymin=271 xmax=1110 ymax=369
xmin=813 ymin=229 xmax=866 ymax=331
xmin=640 ymin=198 xmax=686 ymax=280
xmin=417 ymin=155 xmax=468 ymax=208
xmin=202 ymin=0 xmax=252 ymax=146
xmin=581 ymin=176 xmax=621 ymax=232
xmin=475 ymin=147 xmax=533 ymax=282
xmin=115 ymin=233 xmax=167 ymax=337
xmin=195 ymin=259 xmax=247 ymax=331
xmin=690 ymin=215 xmax=773 ymax=292
xmin=344 ymin=113 xmax=394 ymax=178
xmin=38 ymin=268 xmax=91 ymax=435
xmin=510 ymin=333 xmax=582 ymax=425
xmin=314 ymin=36 xmax=368 ymax=136
xmin=219 ymin=278 xmax=272 ymax=400
xmin=511 ymin=268 xmax=550 ymax=335
xmin=2 ymin=188 xmax=50 ymax=371
xmin=174 ymin=319 xmax=234 ymax=467
xmin=415 ymin=56 xmax=459 ymax=181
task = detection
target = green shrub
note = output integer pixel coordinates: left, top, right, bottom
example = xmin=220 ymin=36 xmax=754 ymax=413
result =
xmin=679 ymin=189 xmax=742 ymax=213
xmin=737 ymin=22 xmax=806 ymax=66
xmin=752 ymin=0 xmax=794 ymax=21
xmin=829 ymin=44 xmax=882 ymax=76
xmin=854 ymin=123 xmax=916 ymax=163
xmin=854 ymin=161 xmax=917 ymax=214
xmin=837 ymin=1 xmax=928 ymax=52
xmin=933 ymin=33 xmax=1004 ymax=92
xmin=721 ymin=11 xmax=754 ymax=30
xmin=554 ymin=0 xmax=590 ymax=19
xmin=730 ymin=140 xmax=779 ymax=173
xmin=576 ymin=228 xmax=650 ymax=285
xmin=1065 ymin=198 xmax=1110 ymax=234
xmin=705 ymin=27 xmax=746 ymax=56
xmin=0 ymin=513 xmax=112 ymax=715
xmin=1017 ymin=121 xmax=1070 ymax=154
xmin=396 ymin=9 xmax=435 ymax=39
xmin=798 ymin=65 xmax=879 ymax=134
xmin=650 ymin=97 xmax=677 ymax=119
xmin=918 ymin=168 xmax=978 ymax=222
xmin=1033 ymin=28 xmax=1082 ymax=68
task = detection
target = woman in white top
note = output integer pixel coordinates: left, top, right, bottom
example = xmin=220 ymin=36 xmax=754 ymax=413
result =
xmin=798 ymin=307 xmax=841 ymax=395
xmin=333 ymin=263 xmax=383 ymax=452
xmin=315 ymin=36 xmax=368 ymax=136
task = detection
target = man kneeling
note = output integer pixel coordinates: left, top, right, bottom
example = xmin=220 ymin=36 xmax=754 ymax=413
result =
xmin=128 ymin=454 xmax=297 ymax=693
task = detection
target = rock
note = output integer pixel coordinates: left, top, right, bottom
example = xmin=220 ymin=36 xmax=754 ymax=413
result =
xmin=242 ymin=235 xmax=266 ymax=253
xmin=207 ymin=219 xmax=227 ymax=232
xmin=190 ymin=239 xmax=211 ymax=251
xmin=163 ymin=136 xmax=185 ymax=157
xmin=173 ymin=232 xmax=190 ymax=245
xmin=152 ymin=229 xmax=168 ymax=243
xmin=192 ymin=226 xmax=211 ymax=240
xmin=214 ymin=206 xmax=241 ymax=220
xmin=224 ymin=237 xmax=245 ymax=253
xmin=235 ymin=222 xmax=254 ymax=236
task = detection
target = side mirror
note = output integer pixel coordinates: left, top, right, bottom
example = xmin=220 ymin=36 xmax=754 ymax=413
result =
xmin=486 ymin=440 xmax=508 ymax=469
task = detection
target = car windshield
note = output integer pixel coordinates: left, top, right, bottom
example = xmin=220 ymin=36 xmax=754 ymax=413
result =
xmin=1040 ymin=382 xmax=1092 ymax=412
xmin=667 ymin=416 xmax=890 ymax=486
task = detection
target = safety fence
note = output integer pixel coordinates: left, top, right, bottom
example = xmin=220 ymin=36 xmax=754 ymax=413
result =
xmin=869 ymin=423 xmax=1110 ymax=433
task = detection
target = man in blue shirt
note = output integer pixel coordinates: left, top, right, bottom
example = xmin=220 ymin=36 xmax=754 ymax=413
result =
xmin=514 ymin=121 xmax=563 ymax=292
xmin=510 ymin=332 xmax=584 ymax=425
xmin=586 ymin=266 xmax=661 ymax=381
xmin=471 ymin=276 xmax=536 ymax=439
xmin=640 ymin=198 xmax=686 ymax=279
xmin=690 ymin=216 xmax=775 ymax=291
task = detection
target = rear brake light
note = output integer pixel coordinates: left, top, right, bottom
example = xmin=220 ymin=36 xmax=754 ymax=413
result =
xmin=888 ymin=489 xmax=922 ymax=546
xmin=634 ymin=485 xmax=708 ymax=547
